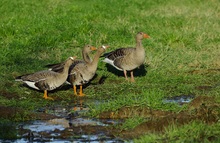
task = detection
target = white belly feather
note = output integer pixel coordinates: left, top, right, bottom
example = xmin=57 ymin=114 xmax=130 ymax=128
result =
xmin=103 ymin=58 xmax=123 ymax=71
xmin=24 ymin=81 xmax=40 ymax=90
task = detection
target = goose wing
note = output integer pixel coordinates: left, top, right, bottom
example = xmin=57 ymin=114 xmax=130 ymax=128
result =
xmin=16 ymin=70 xmax=56 ymax=90
xmin=103 ymin=47 xmax=135 ymax=70
xmin=67 ymin=63 xmax=88 ymax=85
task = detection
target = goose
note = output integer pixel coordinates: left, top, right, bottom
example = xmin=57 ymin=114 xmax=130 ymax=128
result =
xmin=102 ymin=32 xmax=150 ymax=82
xmin=15 ymin=56 xmax=77 ymax=100
xmin=46 ymin=45 xmax=97 ymax=72
xmin=68 ymin=45 xmax=109 ymax=96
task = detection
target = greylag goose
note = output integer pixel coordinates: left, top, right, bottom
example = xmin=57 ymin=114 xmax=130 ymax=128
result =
xmin=15 ymin=56 xmax=77 ymax=100
xmin=46 ymin=45 xmax=97 ymax=72
xmin=81 ymin=45 xmax=97 ymax=63
xmin=102 ymin=32 xmax=150 ymax=82
xmin=68 ymin=45 xmax=109 ymax=96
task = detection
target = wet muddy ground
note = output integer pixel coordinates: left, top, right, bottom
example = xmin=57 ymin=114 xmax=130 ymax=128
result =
xmin=113 ymin=96 xmax=219 ymax=139
xmin=0 ymin=94 xmax=219 ymax=142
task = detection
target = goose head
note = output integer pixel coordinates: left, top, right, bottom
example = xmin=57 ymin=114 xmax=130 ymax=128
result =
xmin=98 ymin=45 xmax=110 ymax=53
xmin=136 ymin=32 xmax=150 ymax=41
xmin=83 ymin=45 xmax=97 ymax=53
xmin=65 ymin=56 xmax=77 ymax=67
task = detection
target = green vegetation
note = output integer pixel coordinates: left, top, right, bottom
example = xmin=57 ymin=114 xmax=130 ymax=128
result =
xmin=0 ymin=120 xmax=17 ymax=140
xmin=134 ymin=121 xmax=220 ymax=143
xmin=0 ymin=0 xmax=219 ymax=142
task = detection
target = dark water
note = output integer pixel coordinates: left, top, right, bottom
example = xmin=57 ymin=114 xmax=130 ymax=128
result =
xmin=0 ymin=101 xmax=125 ymax=143
xmin=0 ymin=95 xmax=195 ymax=142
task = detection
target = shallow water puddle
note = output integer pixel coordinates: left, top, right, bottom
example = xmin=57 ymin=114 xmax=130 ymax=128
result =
xmin=163 ymin=94 xmax=195 ymax=105
xmin=16 ymin=117 xmax=122 ymax=142
xmin=22 ymin=118 xmax=69 ymax=132
xmin=2 ymin=99 xmax=124 ymax=142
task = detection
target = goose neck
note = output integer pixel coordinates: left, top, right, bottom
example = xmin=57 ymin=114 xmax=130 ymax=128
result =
xmin=89 ymin=50 xmax=103 ymax=67
xmin=82 ymin=51 xmax=92 ymax=63
xmin=136 ymin=39 xmax=143 ymax=49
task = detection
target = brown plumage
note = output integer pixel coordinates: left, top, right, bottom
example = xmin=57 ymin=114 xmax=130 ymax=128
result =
xmin=68 ymin=45 xmax=109 ymax=96
xmin=46 ymin=45 xmax=101 ymax=96
xmin=15 ymin=56 xmax=77 ymax=100
xmin=103 ymin=32 xmax=150 ymax=82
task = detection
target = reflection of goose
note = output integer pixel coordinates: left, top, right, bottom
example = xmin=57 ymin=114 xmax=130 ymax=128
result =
xmin=15 ymin=56 xmax=77 ymax=100
xmin=68 ymin=45 xmax=109 ymax=96
xmin=103 ymin=32 xmax=150 ymax=82
xmin=48 ymin=118 xmax=70 ymax=129
xmin=46 ymin=45 xmax=97 ymax=72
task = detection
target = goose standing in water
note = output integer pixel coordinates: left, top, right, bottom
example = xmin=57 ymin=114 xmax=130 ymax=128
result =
xmin=103 ymin=32 xmax=150 ymax=82
xmin=15 ymin=56 xmax=77 ymax=100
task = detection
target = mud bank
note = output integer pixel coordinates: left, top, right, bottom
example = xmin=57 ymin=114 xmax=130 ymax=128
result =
xmin=99 ymin=96 xmax=219 ymax=139
xmin=0 ymin=96 xmax=219 ymax=141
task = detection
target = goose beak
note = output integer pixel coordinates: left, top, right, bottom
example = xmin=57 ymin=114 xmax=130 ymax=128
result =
xmin=70 ymin=56 xmax=77 ymax=60
xmin=90 ymin=46 xmax=97 ymax=51
xmin=73 ymin=56 xmax=77 ymax=59
xmin=144 ymin=34 xmax=150 ymax=38
xmin=102 ymin=45 xmax=110 ymax=49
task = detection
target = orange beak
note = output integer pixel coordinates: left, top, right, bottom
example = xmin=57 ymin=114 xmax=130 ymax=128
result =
xmin=144 ymin=34 xmax=150 ymax=38
xmin=90 ymin=46 xmax=97 ymax=51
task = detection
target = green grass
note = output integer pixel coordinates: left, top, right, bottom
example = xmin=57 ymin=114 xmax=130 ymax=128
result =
xmin=134 ymin=121 xmax=220 ymax=143
xmin=0 ymin=0 xmax=220 ymax=142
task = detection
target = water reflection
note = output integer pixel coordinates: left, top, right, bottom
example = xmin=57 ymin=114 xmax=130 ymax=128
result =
xmin=163 ymin=94 xmax=195 ymax=105
xmin=0 ymin=99 xmax=124 ymax=142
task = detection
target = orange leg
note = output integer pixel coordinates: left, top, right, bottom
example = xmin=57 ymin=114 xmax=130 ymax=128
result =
xmin=73 ymin=100 xmax=77 ymax=111
xmin=123 ymin=70 xmax=129 ymax=81
xmin=130 ymin=71 xmax=135 ymax=82
xmin=73 ymin=99 xmax=84 ymax=111
xmin=73 ymin=85 xmax=77 ymax=95
xmin=43 ymin=90 xmax=53 ymax=100
xmin=79 ymin=85 xmax=85 ymax=96
xmin=43 ymin=90 xmax=47 ymax=99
